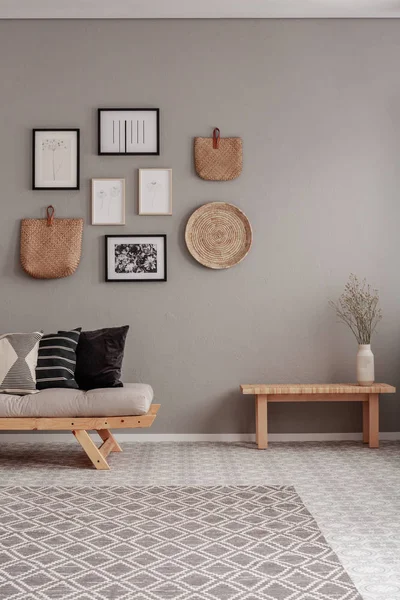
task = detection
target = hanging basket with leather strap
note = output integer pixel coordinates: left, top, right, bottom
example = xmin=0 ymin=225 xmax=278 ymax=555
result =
xmin=194 ymin=128 xmax=243 ymax=181
xmin=20 ymin=206 xmax=84 ymax=279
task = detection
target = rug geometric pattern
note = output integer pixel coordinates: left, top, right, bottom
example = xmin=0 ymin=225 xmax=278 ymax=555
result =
xmin=0 ymin=485 xmax=362 ymax=599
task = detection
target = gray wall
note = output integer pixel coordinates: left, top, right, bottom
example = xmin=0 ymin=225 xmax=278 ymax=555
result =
xmin=0 ymin=19 xmax=399 ymax=434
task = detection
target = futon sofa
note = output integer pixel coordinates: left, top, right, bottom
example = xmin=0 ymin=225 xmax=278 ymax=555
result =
xmin=0 ymin=384 xmax=160 ymax=470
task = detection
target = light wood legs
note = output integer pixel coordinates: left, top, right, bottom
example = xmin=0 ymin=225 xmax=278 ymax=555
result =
xmin=362 ymin=394 xmax=379 ymax=448
xmin=97 ymin=429 xmax=123 ymax=454
xmin=72 ymin=429 xmax=123 ymax=469
xmin=255 ymin=394 xmax=268 ymax=449
xmin=253 ymin=393 xmax=380 ymax=450
xmin=368 ymin=393 xmax=379 ymax=448
xmin=73 ymin=429 xmax=110 ymax=470
xmin=362 ymin=401 xmax=369 ymax=444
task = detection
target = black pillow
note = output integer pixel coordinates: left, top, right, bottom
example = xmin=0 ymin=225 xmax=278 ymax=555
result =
xmin=36 ymin=328 xmax=81 ymax=390
xmin=75 ymin=326 xmax=129 ymax=390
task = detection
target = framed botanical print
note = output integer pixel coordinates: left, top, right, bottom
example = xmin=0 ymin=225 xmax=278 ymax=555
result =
xmin=98 ymin=108 xmax=160 ymax=155
xmin=105 ymin=235 xmax=167 ymax=282
xmin=92 ymin=178 xmax=125 ymax=225
xmin=32 ymin=129 xmax=80 ymax=190
xmin=139 ymin=169 xmax=172 ymax=215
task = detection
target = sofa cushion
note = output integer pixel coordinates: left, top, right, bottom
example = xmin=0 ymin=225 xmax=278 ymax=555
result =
xmin=0 ymin=383 xmax=153 ymax=418
xmin=75 ymin=326 xmax=129 ymax=390
xmin=36 ymin=328 xmax=81 ymax=390
xmin=0 ymin=332 xmax=43 ymax=394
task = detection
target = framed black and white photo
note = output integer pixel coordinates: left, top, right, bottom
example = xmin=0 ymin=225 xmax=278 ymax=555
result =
xmin=105 ymin=235 xmax=167 ymax=282
xmin=98 ymin=109 xmax=160 ymax=155
xmin=92 ymin=178 xmax=125 ymax=225
xmin=139 ymin=169 xmax=172 ymax=215
xmin=32 ymin=129 xmax=80 ymax=190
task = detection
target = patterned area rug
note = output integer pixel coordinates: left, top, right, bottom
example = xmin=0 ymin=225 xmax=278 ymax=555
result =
xmin=0 ymin=485 xmax=362 ymax=600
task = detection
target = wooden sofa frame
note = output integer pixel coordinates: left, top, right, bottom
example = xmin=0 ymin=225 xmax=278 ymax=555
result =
xmin=0 ymin=404 xmax=160 ymax=470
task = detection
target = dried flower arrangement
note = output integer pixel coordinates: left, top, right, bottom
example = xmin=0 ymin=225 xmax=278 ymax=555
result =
xmin=329 ymin=274 xmax=382 ymax=344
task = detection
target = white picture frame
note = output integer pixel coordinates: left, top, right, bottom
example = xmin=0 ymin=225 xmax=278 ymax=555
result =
xmin=139 ymin=169 xmax=172 ymax=216
xmin=91 ymin=178 xmax=126 ymax=226
xmin=33 ymin=129 xmax=80 ymax=190
xmin=98 ymin=108 xmax=160 ymax=155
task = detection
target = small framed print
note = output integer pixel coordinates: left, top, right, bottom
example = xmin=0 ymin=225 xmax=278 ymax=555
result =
xmin=105 ymin=235 xmax=167 ymax=282
xmin=139 ymin=169 xmax=172 ymax=215
xmin=92 ymin=178 xmax=125 ymax=225
xmin=98 ymin=108 xmax=160 ymax=155
xmin=32 ymin=129 xmax=80 ymax=190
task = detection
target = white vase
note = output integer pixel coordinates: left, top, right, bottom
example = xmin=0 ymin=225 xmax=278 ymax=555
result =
xmin=357 ymin=344 xmax=375 ymax=386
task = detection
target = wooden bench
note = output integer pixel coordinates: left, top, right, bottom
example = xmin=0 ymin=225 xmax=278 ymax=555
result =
xmin=240 ymin=384 xmax=396 ymax=449
xmin=0 ymin=404 xmax=160 ymax=470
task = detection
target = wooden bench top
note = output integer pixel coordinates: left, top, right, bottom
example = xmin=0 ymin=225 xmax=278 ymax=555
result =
xmin=241 ymin=383 xmax=396 ymax=395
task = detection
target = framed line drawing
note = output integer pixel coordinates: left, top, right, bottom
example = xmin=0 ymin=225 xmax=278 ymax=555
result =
xmin=98 ymin=108 xmax=160 ymax=155
xmin=139 ymin=169 xmax=172 ymax=215
xmin=92 ymin=178 xmax=125 ymax=225
xmin=32 ymin=129 xmax=80 ymax=190
xmin=105 ymin=235 xmax=167 ymax=282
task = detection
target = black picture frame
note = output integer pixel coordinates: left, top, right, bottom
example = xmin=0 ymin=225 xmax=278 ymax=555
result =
xmin=98 ymin=108 xmax=160 ymax=156
xmin=105 ymin=234 xmax=167 ymax=282
xmin=32 ymin=128 xmax=80 ymax=190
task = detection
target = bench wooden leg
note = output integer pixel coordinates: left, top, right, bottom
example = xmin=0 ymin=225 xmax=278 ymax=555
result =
xmin=73 ymin=430 xmax=110 ymax=470
xmin=255 ymin=394 xmax=268 ymax=449
xmin=368 ymin=393 xmax=379 ymax=449
xmin=97 ymin=429 xmax=123 ymax=455
xmin=362 ymin=400 xmax=369 ymax=444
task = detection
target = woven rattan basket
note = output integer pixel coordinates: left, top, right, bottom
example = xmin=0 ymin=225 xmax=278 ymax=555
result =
xmin=21 ymin=206 xmax=83 ymax=279
xmin=194 ymin=128 xmax=243 ymax=181
xmin=185 ymin=202 xmax=252 ymax=269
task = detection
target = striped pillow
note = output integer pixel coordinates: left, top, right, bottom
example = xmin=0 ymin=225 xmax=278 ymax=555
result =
xmin=36 ymin=329 xmax=81 ymax=390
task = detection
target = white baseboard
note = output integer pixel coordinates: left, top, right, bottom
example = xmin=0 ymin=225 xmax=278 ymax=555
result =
xmin=1 ymin=432 xmax=400 ymax=442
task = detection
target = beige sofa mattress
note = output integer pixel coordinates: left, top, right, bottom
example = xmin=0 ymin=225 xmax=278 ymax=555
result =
xmin=0 ymin=384 xmax=153 ymax=418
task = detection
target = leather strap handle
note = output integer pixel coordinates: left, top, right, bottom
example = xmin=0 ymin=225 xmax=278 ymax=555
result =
xmin=46 ymin=205 xmax=55 ymax=227
xmin=213 ymin=128 xmax=221 ymax=150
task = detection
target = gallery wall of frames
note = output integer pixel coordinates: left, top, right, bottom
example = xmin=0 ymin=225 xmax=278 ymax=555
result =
xmin=27 ymin=109 xmax=250 ymax=284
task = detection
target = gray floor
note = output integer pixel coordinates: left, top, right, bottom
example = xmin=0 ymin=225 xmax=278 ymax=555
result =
xmin=1 ymin=440 xmax=400 ymax=600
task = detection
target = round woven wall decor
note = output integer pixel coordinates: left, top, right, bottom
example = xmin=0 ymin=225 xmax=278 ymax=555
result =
xmin=185 ymin=202 xmax=252 ymax=269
